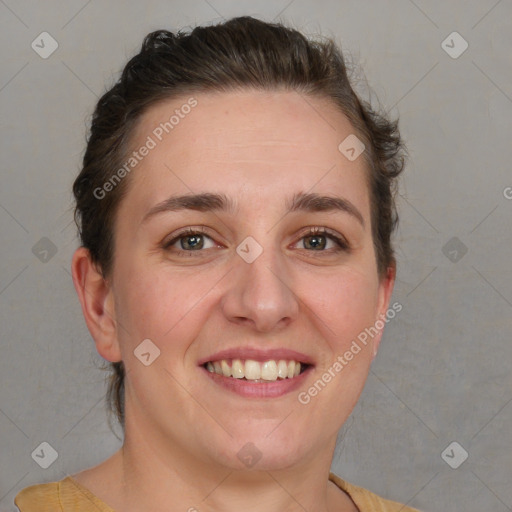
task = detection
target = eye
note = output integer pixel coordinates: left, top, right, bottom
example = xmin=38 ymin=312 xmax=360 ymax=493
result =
xmin=163 ymin=227 xmax=217 ymax=255
xmin=296 ymin=227 xmax=350 ymax=253
xmin=162 ymin=226 xmax=350 ymax=257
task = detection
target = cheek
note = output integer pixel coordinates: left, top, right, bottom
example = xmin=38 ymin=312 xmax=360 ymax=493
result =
xmin=306 ymin=268 xmax=380 ymax=351
xmin=114 ymin=265 xmax=216 ymax=356
xmin=298 ymin=270 xmax=379 ymax=419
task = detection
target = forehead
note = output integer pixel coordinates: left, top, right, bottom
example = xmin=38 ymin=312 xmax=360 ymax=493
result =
xmin=120 ymin=89 xmax=370 ymax=216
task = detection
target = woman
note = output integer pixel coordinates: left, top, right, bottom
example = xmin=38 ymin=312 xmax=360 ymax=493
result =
xmin=15 ymin=16 xmax=418 ymax=512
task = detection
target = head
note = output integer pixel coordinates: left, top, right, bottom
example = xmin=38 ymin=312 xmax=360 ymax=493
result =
xmin=72 ymin=16 xmax=405 ymax=469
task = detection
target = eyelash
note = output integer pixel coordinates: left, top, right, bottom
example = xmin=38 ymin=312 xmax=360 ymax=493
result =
xmin=162 ymin=226 xmax=350 ymax=257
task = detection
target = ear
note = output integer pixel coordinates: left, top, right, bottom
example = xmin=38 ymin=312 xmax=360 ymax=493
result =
xmin=371 ymin=263 xmax=396 ymax=360
xmin=71 ymin=246 xmax=122 ymax=362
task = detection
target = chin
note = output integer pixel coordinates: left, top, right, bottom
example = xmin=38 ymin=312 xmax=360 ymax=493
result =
xmin=209 ymin=428 xmax=315 ymax=472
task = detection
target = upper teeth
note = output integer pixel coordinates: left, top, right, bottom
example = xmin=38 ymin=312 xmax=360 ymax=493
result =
xmin=205 ymin=359 xmax=302 ymax=381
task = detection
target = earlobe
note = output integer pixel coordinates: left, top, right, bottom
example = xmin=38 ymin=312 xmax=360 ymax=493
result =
xmin=71 ymin=247 xmax=122 ymax=362
xmin=372 ymin=264 xmax=396 ymax=359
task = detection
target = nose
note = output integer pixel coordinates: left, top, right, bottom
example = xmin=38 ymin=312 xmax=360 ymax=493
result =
xmin=220 ymin=241 xmax=300 ymax=333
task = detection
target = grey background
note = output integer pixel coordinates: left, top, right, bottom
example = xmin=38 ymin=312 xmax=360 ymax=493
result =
xmin=1 ymin=1 xmax=511 ymax=511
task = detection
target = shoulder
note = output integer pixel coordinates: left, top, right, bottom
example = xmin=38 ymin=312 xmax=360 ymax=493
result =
xmin=14 ymin=480 xmax=61 ymax=511
xmin=329 ymin=472 xmax=421 ymax=512
xmin=14 ymin=476 xmax=115 ymax=512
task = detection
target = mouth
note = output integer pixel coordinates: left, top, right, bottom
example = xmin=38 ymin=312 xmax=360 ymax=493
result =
xmin=202 ymin=358 xmax=311 ymax=382
xmin=198 ymin=349 xmax=314 ymax=398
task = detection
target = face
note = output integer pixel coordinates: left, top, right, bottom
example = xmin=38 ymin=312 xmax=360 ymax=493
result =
xmin=90 ymin=90 xmax=394 ymax=471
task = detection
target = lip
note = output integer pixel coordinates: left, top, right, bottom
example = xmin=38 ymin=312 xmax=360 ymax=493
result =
xmin=197 ymin=347 xmax=315 ymax=366
xmin=201 ymin=364 xmax=314 ymax=398
xmin=198 ymin=347 xmax=315 ymax=399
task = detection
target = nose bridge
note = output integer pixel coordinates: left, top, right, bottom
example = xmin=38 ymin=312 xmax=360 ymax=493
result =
xmin=221 ymin=229 xmax=299 ymax=332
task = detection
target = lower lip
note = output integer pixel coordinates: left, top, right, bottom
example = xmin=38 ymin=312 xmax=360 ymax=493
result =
xmin=201 ymin=366 xmax=313 ymax=398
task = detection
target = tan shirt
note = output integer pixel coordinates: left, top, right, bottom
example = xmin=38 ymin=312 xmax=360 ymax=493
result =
xmin=15 ymin=472 xmax=420 ymax=511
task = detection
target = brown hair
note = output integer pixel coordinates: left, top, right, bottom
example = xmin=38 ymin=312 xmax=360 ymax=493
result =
xmin=73 ymin=16 xmax=406 ymax=432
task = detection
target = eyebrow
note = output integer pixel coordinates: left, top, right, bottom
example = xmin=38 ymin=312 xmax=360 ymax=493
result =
xmin=141 ymin=191 xmax=364 ymax=227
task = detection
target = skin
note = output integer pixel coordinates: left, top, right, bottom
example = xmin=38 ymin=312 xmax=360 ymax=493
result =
xmin=71 ymin=89 xmax=395 ymax=512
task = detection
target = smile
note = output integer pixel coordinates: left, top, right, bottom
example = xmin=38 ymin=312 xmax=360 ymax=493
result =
xmin=203 ymin=359 xmax=309 ymax=382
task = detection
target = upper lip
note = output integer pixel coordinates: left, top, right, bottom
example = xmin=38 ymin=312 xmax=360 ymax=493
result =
xmin=198 ymin=347 xmax=315 ymax=366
